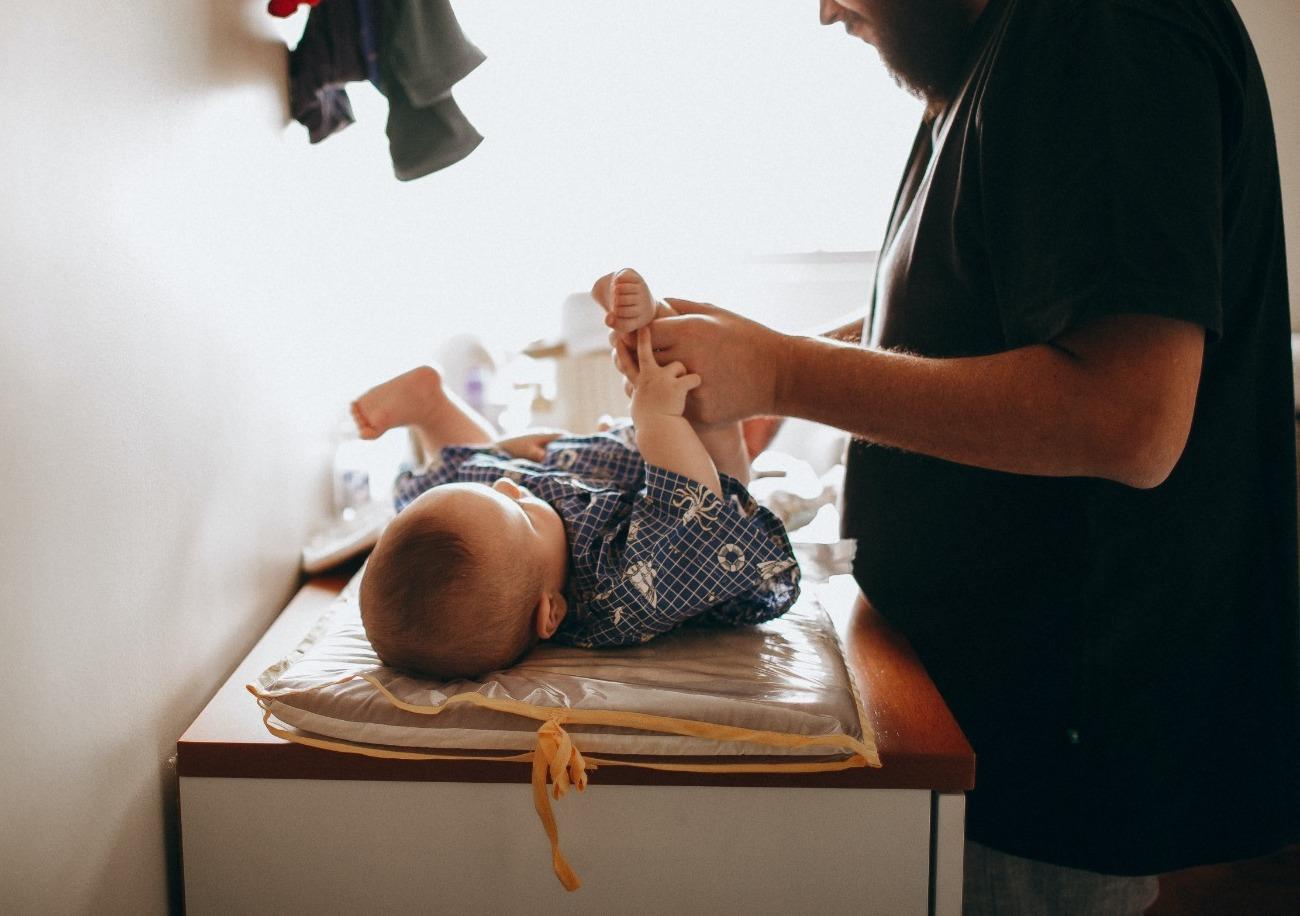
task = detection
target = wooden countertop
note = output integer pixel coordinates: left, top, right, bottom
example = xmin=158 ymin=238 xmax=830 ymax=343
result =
xmin=178 ymin=572 xmax=974 ymax=792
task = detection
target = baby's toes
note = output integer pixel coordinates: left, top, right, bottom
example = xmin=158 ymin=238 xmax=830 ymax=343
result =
xmin=350 ymin=403 xmax=379 ymax=439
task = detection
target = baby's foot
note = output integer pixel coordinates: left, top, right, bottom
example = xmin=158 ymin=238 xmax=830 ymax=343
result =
xmin=351 ymin=365 xmax=444 ymax=440
xmin=601 ymin=268 xmax=658 ymax=336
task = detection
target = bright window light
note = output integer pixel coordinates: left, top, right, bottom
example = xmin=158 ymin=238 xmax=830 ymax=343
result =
xmin=286 ymin=1 xmax=922 ymax=348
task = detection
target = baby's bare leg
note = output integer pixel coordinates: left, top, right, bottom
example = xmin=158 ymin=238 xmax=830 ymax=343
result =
xmin=351 ymin=365 xmax=496 ymax=459
xmin=694 ymin=422 xmax=751 ymax=486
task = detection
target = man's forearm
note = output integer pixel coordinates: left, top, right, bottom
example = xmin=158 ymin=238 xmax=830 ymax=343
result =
xmin=775 ymin=336 xmax=1086 ymax=477
xmin=774 ymin=315 xmax=1202 ymax=489
xmin=726 ymin=314 xmax=862 ymax=458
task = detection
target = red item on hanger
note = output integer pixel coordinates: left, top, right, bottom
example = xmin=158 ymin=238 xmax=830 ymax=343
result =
xmin=268 ymin=0 xmax=322 ymax=18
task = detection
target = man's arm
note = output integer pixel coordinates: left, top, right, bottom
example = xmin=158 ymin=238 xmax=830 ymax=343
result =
xmin=730 ymin=313 xmax=864 ymax=459
xmin=645 ymin=301 xmax=1203 ymax=490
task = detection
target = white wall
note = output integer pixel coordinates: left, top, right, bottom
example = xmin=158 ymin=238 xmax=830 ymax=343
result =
xmin=0 ymin=2 xmax=411 ymax=912
xmin=1237 ymin=0 xmax=1300 ymax=326
xmin=1 ymin=5 xmax=342 ymax=913
xmin=0 ymin=4 xmax=892 ymax=913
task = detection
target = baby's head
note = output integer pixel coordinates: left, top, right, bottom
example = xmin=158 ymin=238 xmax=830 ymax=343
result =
xmin=360 ymin=477 xmax=570 ymax=680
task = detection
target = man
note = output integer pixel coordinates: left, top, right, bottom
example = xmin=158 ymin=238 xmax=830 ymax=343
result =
xmin=614 ymin=0 xmax=1300 ymax=912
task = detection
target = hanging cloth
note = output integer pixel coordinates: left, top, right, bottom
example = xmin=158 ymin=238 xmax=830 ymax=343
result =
xmin=377 ymin=0 xmax=485 ymax=180
xmin=282 ymin=0 xmax=486 ymax=178
xmin=288 ymin=0 xmax=369 ymax=143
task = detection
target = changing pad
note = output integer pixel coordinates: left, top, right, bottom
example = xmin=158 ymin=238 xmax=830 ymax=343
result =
xmin=250 ymin=569 xmax=879 ymax=889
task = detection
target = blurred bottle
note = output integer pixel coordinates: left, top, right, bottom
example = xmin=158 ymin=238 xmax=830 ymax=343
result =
xmin=464 ymin=364 xmax=487 ymax=414
xmin=332 ymin=420 xmax=372 ymax=518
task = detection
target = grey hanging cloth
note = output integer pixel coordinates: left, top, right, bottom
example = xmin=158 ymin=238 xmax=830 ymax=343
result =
xmin=377 ymin=0 xmax=486 ymax=180
xmin=288 ymin=0 xmax=369 ymax=143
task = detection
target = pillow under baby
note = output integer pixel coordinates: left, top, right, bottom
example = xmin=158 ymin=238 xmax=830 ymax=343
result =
xmin=253 ymin=569 xmax=879 ymax=763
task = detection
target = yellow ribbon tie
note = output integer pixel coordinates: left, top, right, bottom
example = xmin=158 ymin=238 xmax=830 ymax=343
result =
xmin=530 ymin=717 xmax=591 ymax=891
xmin=540 ymin=717 xmax=590 ymax=798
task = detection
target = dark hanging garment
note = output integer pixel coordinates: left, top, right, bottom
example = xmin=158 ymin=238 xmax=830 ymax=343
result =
xmin=356 ymin=0 xmax=381 ymax=87
xmin=383 ymin=88 xmax=484 ymax=181
xmin=377 ymin=0 xmax=485 ymax=180
xmin=288 ymin=0 xmax=369 ymax=143
xmin=286 ymin=0 xmax=483 ymax=180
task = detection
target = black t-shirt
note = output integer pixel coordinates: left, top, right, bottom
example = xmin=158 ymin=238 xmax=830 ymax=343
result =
xmin=841 ymin=0 xmax=1299 ymax=873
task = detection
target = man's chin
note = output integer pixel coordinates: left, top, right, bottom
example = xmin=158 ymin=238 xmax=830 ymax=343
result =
xmin=870 ymin=0 xmax=975 ymax=110
xmin=882 ymin=60 xmax=955 ymax=110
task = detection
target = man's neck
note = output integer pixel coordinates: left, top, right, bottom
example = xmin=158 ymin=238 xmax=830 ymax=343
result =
xmin=923 ymin=0 xmax=993 ymax=115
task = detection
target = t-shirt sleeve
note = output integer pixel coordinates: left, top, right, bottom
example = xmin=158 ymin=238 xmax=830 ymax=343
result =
xmin=979 ymin=0 xmax=1224 ymax=346
xmin=560 ymin=465 xmax=801 ymax=648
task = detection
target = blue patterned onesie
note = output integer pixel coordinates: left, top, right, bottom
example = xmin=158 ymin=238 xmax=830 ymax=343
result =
xmin=392 ymin=424 xmax=801 ymax=648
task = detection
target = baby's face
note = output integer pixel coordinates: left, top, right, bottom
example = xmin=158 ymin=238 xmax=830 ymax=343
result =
xmin=406 ymin=478 xmax=569 ymax=592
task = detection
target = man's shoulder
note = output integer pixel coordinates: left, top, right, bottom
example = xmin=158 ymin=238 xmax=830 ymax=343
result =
xmin=1000 ymin=0 xmax=1240 ymax=45
xmin=977 ymin=0 xmax=1247 ymax=121
xmin=1011 ymin=0 xmax=1226 ymax=20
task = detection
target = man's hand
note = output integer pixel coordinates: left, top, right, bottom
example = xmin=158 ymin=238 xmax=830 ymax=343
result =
xmin=494 ymin=429 xmax=565 ymax=461
xmin=613 ymin=298 xmax=790 ymax=426
xmin=625 ymin=327 xmax=702 ymax=420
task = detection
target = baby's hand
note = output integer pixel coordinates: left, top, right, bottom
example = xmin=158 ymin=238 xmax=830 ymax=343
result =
xmin=628 ymin=327 xmax=701 ymax=419
xmin=495 ymin=429 xmax=564 ymax=461
xmin=603 ymin=268 xmax=658 ymax=337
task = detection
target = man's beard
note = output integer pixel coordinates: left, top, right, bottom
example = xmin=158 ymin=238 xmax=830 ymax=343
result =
xmin=870 ymin=0 xmax=977 ymax=108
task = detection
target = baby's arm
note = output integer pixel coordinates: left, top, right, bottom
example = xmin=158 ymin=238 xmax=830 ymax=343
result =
xmin=626 ymin=328 xmax=722 ymax=498
xmin=493 ymin=429 xmax=567 ymax=461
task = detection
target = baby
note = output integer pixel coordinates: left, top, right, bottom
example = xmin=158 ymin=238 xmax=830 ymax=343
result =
xmin=355 ymin=269 xmax=801 ymax=680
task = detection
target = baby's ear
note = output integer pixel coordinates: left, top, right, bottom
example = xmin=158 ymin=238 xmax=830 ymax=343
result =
xmin=534 ymin=591 xmax=568 ymax=639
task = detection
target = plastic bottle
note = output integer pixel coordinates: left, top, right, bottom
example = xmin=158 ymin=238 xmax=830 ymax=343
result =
xmin=332 ymin=420 xmax=372 ymax=518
